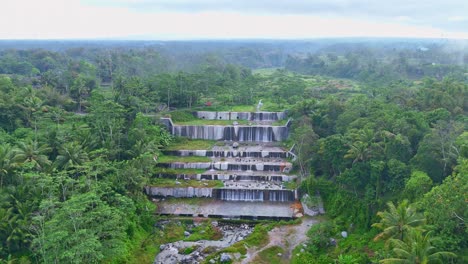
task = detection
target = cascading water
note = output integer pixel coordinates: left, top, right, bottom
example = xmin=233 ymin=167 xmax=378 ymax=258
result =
xmin=171 ymin=125 xmax=289 ymax=142
xmin=163 ymin=150 xmax=288 ymax=158
xmin=194 ymin=111 xmax=287 ymax=121
xmin=212 ymin=189 xmax=295 ymax=202
xmin=152 ymin=109 xmax=301 ymax=219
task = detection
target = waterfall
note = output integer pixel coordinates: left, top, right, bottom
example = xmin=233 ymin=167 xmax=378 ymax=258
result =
xmin=163 ymin=150 xmax=287 ymax=159
xmin=194 ymin=111 xmax=287 ymax=121
xmin=171 ymin=125 xmax=289 ymax=142
xmin=145 ymin=187 xmax=213 ymax=198
xmin=212 ymin=189 xmax=295 ymax=202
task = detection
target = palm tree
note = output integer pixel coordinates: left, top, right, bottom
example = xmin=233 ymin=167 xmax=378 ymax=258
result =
xmin=0 ymin=145 xmax=16 ymax=188
xmin=344 ymin=128 xmax=382 ymax=164
xmin=13 ymin=140 xmax=51 ymax=170
xmin=373 ymin=200 xmax=426 ymax=241
xmin=381 ymin=230 xmax=456 ymax=264
xmin=54 ymin=142 xmax=89 ymax=170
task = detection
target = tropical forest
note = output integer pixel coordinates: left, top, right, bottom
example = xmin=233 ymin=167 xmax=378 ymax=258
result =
xmin=0 ymin=39 xmax=466 ymax=264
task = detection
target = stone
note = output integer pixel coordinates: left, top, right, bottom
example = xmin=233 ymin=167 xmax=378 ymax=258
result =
xmin=277 ymin=253 xmax=282 ymax=256
xmin=209 ymin=259 xmax=216 ymax=264
xmin=295 ymin=213 xmax=304 ymax=218
xmin=341 ymin=231 xmax=348 ymax=238
xmin=220 ymin=253 xmax=231 ymax=262
xmin=232 ymin=142 xmax=239 ymax=148
xmin=184 ymin=231 xmax=191 ymax=237
xmin=330 ymin=238 xmax=337 ymax=246
xmin=159 ymin=244 xmax=166 ymax=251
xmin=300 ymin=249 xmax=305 ymax=253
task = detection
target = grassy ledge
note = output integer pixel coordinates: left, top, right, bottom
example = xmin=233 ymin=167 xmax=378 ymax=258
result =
xmin=149 ymin=178 xmax=224 ymax=188
xmin=153 ymin=168 xmax=207 ymax=175
xmin=157 ymin=155 xmax=211 ymax=163
xmin=166 ymin=138 xmax=215 ymax=150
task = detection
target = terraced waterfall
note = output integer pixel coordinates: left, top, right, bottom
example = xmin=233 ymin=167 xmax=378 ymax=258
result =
xmin=147 ymin=110 xmax=302 ymax=220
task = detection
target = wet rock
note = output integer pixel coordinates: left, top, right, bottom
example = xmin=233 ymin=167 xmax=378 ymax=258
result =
xmin=181 ymin=256 xmax=194 ymax=264
xmin=220 ymin=253 xmax=231 ymax=262
xmin=341 ymin=231 xmax=348 ymax=238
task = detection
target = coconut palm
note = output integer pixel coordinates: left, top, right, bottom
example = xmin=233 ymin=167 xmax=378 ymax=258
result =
xmin=13 ymin=140 xmax=51 ymax=170
xmin=54 ymin=141 xmax=89 ymax=170
xmin=381 ymin=230 xmax=456 ymax=264
xmin=373 ymin=199 xmax=426 ymax=241
xmin=0 ymin=145 xmax=16 ymax=188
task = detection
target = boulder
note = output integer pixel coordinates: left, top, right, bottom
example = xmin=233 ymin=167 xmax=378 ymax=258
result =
xmin=220 ymin=253 xmax=231 ymax=263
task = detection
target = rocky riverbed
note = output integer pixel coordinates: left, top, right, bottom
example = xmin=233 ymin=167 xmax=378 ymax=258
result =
xmin=155 ymin=221 xmax=253 ymax=264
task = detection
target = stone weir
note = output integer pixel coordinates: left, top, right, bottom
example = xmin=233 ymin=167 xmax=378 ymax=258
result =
xmin=161 ymin=119 xmax=290 ymax=142
xmin=195 ymin=111 xmax=287 ymax=121
xmin=149 ymin=110 xmax=301 ymax=219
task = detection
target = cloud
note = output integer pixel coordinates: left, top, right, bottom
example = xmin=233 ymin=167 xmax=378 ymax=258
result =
xmin=82 ymin=0 xmax=468 ymax=32
xmin=1 ymin=0 xmax=467 ymax=39
xmin=448 ymin=16 xmax=468 ymax=22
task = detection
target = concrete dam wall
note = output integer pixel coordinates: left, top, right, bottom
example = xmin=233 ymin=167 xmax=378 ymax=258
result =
xmin=146 ymin=187 xmax=296 ymax=202
xmin=195 ymin=111 xmax=287 ymax=121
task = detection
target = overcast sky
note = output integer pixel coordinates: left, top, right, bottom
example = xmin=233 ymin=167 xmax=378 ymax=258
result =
xmin=2 ymin=0 xmax=468 ymax=39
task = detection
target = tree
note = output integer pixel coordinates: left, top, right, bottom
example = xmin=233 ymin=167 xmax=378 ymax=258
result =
xmin=87 ymin=92 xmax=126 ymax=159
xmin=292 ymin=117 xmax=318 ymax=179
xmin=13 ymin=140 xmax=51 ymax=170
xmin=403 ymin=171 xmax=432 ymax=201
xmin=0 ymin=145 xmax=16 ymax=188
xmin=420 ymin=159 xmax=467 ymax=251
xmin=373 ymin=200 xmax=426 ymax=241
xmin=381 ymin=230 xmax=456 ymax=264
xmin=54 ymin=141 xmax=89 ymax=170
xmin=34 ymin=191 xmax=129 ymax=263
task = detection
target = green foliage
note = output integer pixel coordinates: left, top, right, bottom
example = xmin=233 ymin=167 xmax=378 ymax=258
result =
xmin=381 ymin=230 xmax=457 ymax=264
xmin=255 ymin=246 xmax=286 ymax=264
xmin=419 ymin=159 xmax=468 ymax=252
xmin=185 ymin=222 xmax=222 ymax=241
xmin=169 ymin=110 xmax=197 ymax=122
xmin=166 ymin=138 xmax=215 ymax=150
xmin=307 ymin=222 xmax=334 ymax=252
xmin=0 ymin=41 xmax=467 ymax=263
xmin=150 ymin=178 xmax=224 ymax=188
xmin=404 ymin=171 xmax=433 ymax=201
xmin=244 ymin=224 xmax=270 ymax=247
xmin=372 ymin=200 xmax=426 ymax=242
xmin=157 ymin=155 xmax=211 ymax=163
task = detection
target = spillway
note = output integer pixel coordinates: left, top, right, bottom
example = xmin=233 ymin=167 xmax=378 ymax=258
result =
xmin=195 ymin=111 xmax=287 ymax=121
xmin=170 ymin=125 xmax=289 ymax=142
xmin=150 ymin=109 xmax=301 ymax=219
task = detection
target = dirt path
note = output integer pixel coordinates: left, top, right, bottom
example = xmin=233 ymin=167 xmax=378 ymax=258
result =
xmin=239 ymin=217 xmax=318 ymax=264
